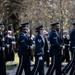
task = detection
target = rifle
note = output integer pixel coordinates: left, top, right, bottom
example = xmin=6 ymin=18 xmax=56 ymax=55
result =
xmin=29 ymin=20 xmax=32 ymax=40
xmin=0 ymin=24 xmax=6 ymax=58
xmin=2 ymin=36 xmax=5 ymax=58
xmin=29 ymin=20 xmax=34 ymax=60
xmin=59 ymin=20 xmax=63 ymax=44
xmin=10 ymin=23 xmax=16 ymax=53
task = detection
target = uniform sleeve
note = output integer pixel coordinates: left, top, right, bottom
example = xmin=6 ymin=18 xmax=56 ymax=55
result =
xmin=51 ymin=33 xmax=61 ymax=49
xmin=1 ymin=36 xmax=5 ymax=51
xmin=19 ymin=35 xmax=29 ymax=49
xmin=70 ymin=32 xmax=75 ymax=49
xmin=35 ymin=36 xmax=43 ymax=56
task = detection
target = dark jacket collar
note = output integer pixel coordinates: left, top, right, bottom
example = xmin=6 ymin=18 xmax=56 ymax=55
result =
xmin=52 ymin=29 xmax=57 ymax=32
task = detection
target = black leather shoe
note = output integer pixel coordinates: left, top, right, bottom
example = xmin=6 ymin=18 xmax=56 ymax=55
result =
xmin=61 ymin=71 xmax=66 ymax=75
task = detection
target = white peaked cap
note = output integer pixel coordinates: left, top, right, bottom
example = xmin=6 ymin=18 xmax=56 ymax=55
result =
xmin=8 ymin=30 xmax=12 ymax=33
xmin=63 ymin=30 xmax=68 ymax=33
xmin=44 ymin=30 xmax=48 ymax=35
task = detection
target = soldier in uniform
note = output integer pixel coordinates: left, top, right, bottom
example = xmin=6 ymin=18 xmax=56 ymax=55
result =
xmin=62 ymin=23 xmax=75 ymax=75
xmin=62 ymin=30 xmax=70 ymax=62
xmin=15 ymin=22 xmax=32 ymax=75
xmin=5 ymin=30 xmax=16 ymax=66
xmin=46 ymin=22 xmax=62 ymax=75
xmin=31 ymin=25 xmax=45 ymax=75
xmin=0 ymin=23 xmax=6 ymax=75
xmin=43 ymin=30 xmax=49 ymax=67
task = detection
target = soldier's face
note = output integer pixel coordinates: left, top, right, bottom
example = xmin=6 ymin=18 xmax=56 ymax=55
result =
xmin=26 ymin=25 xmax=30 ymax=29
xmin=56 ymin=25 xmax=60 ymax=31
xmin=64 ymin=32 xmax=68 ymax=35
xmin=25 ymin=26 xmax=30 ymax=33
xmin=22 ymin=29 xmax=28 ymax=33
xmin=40 ymin=29 xmax=44 ymax=34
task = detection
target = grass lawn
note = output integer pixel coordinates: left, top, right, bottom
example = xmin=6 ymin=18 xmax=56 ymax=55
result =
xmin=14 ymin=53 xmax=19 ymax=64
xmin=6 ymin=65 xmax=17 ymax=70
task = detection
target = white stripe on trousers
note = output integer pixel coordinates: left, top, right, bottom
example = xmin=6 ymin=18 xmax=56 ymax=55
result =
xmin=49 ymin=55 xmax=55 ymax=75
xmin=17 ymin=56 xmax=23 ymax=75
xmin=72 ymin=67 xmax=75 ymax=75
xmin=64 ymin=54 xmax=74 ymax=73
xmin=73 ymin=71 xmax=75 ymax=75
xmin=33 ymin=59 xmax=40 ymax=75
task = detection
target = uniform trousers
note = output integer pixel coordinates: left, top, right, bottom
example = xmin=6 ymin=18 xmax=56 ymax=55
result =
xmin=15 ymin=55 xmax=31 ymax=75
xmin=0 ymin=52 xmax=6 ymax=75
xmin=46 ymin=54 xmax=61 ymax=75
xmin=62 ymin=50 xmax=75 ymax=74
xmin=69 ymin=50 xmax=75 ymax=75
xmin=31 ymin=56 xmax=44 ymax=75
xmin=44 ymin=52 xmax=49 ymax=67
xmin=62 ymin=46 xmax=70 ymax=62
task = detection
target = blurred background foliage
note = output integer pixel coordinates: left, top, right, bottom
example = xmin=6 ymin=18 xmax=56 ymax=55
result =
xmin=0 ymin=0 xmax=75 ymax=50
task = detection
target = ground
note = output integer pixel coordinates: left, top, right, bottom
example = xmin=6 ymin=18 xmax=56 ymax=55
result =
xmin=6 ymin=53 xmax=70 ymax=75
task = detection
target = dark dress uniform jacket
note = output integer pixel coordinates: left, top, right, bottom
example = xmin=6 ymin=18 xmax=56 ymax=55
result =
xmin=34 ymin=34 xmax=45 ymax=58
xmin=18 ymin=32 xmax=30 ymax=57
xmin=0 ymin=33 xmax=6 ymax=75
xmin=46 ymin=29 xmax=62 ymax=75
xmin=0 ymin=34 xmax=4 ymax=57
xmin=44 ymin=38 xmax=48 ymax=54
xmin=31 ymin=33 xmax=45 ymax=75
xmin=5 ymin=35 xmax=15 ymax=61
xmin=63 ymin=36 xmax=69 ymax=45
xmin=70 ymin=29 xmax=75 ymax=51
xmin=48 ymin=29 xmax=61 ymax=56
xmin=16 ymin=32 xmax=31 ymax=75
xmin=44 ymin=38 xmax=49 ymax=59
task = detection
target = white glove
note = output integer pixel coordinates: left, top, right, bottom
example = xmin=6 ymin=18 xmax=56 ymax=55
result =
xmin=68 ymin=44 xmax=70 ymax=46
xmin=6 ymin=44 xmax=10 ymax=48
xmin=30 ymin=46 xmax=33 ymax=49
xmin=62 ymin=46 xmax=65 ymax=49
xmin=47 ymin=50 xmax=49 ymax=53
xmin=2 ymin=47 xmax=5 ymax=51
xmin=39 ymin=56 xmax=43 ymax=60
xmin=30 ymin=45 xmax=35 ymax=49
xmin=12 ymin=41 xmax=16 ymax=44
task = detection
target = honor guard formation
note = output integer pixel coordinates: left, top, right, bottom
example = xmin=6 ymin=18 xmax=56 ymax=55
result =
xmin=0 ymin=21 xmax=75 ymax=75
